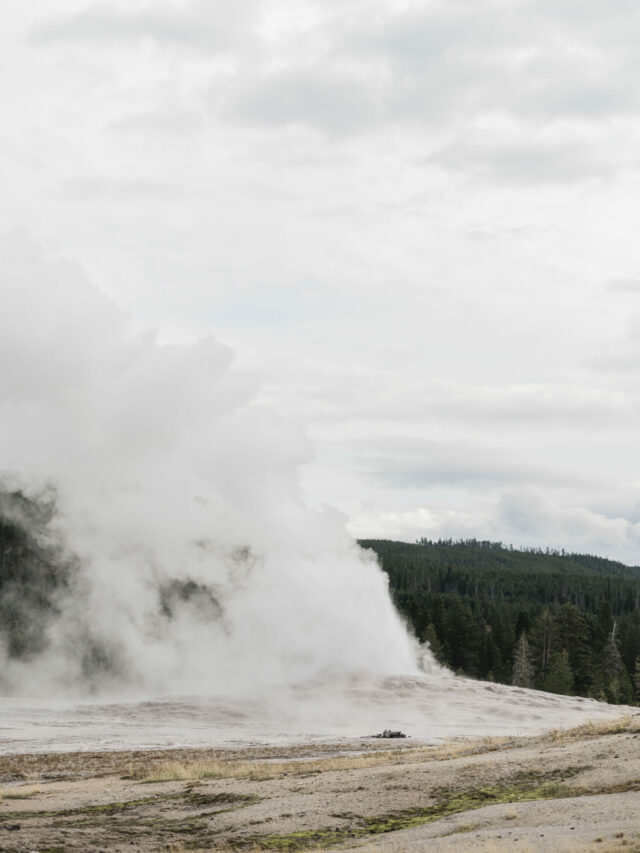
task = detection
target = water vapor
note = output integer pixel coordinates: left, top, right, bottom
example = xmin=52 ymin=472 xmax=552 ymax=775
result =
xmin=0 ymin=231 xmax=420 ymax=696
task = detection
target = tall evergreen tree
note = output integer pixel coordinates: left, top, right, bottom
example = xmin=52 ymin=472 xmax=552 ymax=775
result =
xmin=543 ymin=649 xmax=574 ymax=695
xmin=597 ymin=597 xmax=614 ymax=645
xmin=423 ymin=623 xmax=445 ymax=665
xmin=511 ymin=634 xmax=534 ymax=688
xmin=479 ymin=624 xmax=502 ymax=681
xmin=633 ymin=656 xmax=640 ymax=701
xmin=530 ymin=609 xmax=554 ymax=687
xmin=601 ymin=622 xmax=634 ymax=704
xmin=621 ymin=609 xmax=640 ymax=676
xmin=444 ymin=597 xmax=481 ymax=675
xmin=552 ymin=604 xmax=594 ymax=695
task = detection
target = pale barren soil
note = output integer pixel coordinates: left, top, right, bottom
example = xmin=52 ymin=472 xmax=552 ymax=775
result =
xmin=0 ymin=715 xmax=638 ymax=853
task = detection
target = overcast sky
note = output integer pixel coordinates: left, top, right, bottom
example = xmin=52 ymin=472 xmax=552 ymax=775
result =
xmin=4 ymin=0 xmax=640 ymax=563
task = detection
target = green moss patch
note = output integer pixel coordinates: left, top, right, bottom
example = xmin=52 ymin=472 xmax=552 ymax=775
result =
xmin=184 ymin=791 xmax=258 ymax=808
xmin=235 ymin=778 xmax=580 ymax=851
xmin=1 ymin=787 xmax=260 ymax=836
xmin=80 ymin=795 xmax=159 ymax=815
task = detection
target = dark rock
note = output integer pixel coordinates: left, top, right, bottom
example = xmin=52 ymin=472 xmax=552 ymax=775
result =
xmin=373 ymin=729 xmax=407 ymax=738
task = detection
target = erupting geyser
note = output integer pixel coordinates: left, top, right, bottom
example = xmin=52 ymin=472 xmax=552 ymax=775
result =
xmin=0 ymin=232 xmax=422 ymax=697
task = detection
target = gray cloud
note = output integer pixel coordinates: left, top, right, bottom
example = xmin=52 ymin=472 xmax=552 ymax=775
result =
xmin=583 ymin=343 xmax=640 ymax=374
xmin=28 ymin=0 xmax=640 ymax=186
xmin=222 ymin=69 xmax=381 ymax=135
xmin=272 ymin=365 xmax=633 ymax=429
xmin=11 ymin=0 xmax=640 ymax=566
xmin=62 ymin=176 xmax=188 ymax=202
xmin=348 ymin=1 xmax=640 ymax=122
xmin=348 ymin=2 xmax=512 ymax=70
xmin=428 ymin=137 xmax=614 ymax=184
xmin=606 ymin=278 xmax=640 ymax=294
xmin=583 ymin=304 xmax=640 ymax=373
xmin=360 ymin=437 xmax=588 ymax=491
xmin=28 ymin=0 xmax=259 ymax=52
xmin=109 ymin=109 xmax=205 ymax=136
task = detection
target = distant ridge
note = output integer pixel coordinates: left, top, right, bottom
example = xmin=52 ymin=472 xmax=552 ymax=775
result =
xmin=359 ymin=537 xmax=640 ymax=580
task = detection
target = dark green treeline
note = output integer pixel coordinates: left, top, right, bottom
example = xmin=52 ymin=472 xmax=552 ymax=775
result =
xmin=360 ymin=538 xmax=640 ymax=704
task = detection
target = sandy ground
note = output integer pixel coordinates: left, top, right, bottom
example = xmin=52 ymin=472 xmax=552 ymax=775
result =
xmin=0 ymin=714 xmax=638 ymax=852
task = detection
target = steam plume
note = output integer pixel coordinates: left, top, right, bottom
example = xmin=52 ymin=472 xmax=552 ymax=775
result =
xmin=0 ymin=231 xmax=421 ymax=696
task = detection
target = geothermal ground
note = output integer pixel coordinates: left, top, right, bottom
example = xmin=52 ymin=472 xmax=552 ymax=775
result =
xmin=0 ymin=673 xmax=633 ymax=754
xmin=0 ymin=677 xmax=639 ymax=852
xmin=0 ymin=714 xmax=639 ymax=852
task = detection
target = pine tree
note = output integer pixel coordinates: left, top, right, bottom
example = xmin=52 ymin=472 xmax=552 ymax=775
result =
xmin=543 ymin=649 xmax=574 ymax=695
xmin=423 ymin=623 xmax=445 ymax=665
xmin=602 ymin=622 xmax=634 ymax=704
xmin=443 ymin=597 xmax=481 ymax=676
xmin=633 ymin=656 xmax=640 ymax=702
xmin=530 ymin=609 xmax=554 ymax=687
xmin=480 ymin=626 xmax=503 ymax=682
xmin=511 ymin=634 xmax=535 ymax=688
xmin=552 ymin=604 xmax=594 ymax=695
xmin=597 ymin=597 xmax=614 ymax=645
xmin=621 ymin=609 xmax=640 ymax=685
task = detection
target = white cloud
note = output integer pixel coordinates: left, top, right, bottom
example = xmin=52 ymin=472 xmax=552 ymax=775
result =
xmin=498 ymin=489 xmax=640 ymax=557
xmin=4 ymin=0 xmax=640 ymax=566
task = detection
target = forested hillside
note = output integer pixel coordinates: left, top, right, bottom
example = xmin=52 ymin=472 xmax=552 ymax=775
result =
xmin=0 ymin=490 xmax=74 ymax=660
xmin=0 ymin=489 xmax=222 ymax=684
xmin=361 ymin=538 xmax=640 ymax=704
xmin=3 ymin=489 xmax=640 ymax=706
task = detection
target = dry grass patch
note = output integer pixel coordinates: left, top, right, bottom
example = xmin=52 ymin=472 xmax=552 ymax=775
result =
xmin=0 ymin=742 xmax=406 ymax=784
xmin=140 ymin=738 xmax=521 ymax=784
xmin=544 ymin=714 xmax=640 ymax=744
xmin=428 ymin=735 xmax=516 ymax=761
xmin=357 ymin=844 xmax=609 ymax=853
xmin=0 ymin=784 xmax=41 ymax=801
xmin=0 ymin=734 xmax=525 ymax=787
xmin=141 ymin=752 xmax=413 ymax=783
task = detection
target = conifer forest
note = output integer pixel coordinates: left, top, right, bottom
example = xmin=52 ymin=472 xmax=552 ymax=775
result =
xmin=362 ymin=538 xmax=640 ymax=704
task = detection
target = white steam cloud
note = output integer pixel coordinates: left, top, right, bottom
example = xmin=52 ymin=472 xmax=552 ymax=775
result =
xmin=0 ymin=231 xmax=421 ymax=696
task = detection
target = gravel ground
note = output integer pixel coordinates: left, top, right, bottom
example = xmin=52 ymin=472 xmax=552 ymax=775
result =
xmin=0 ymin=714 xmax=638 ymax=852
